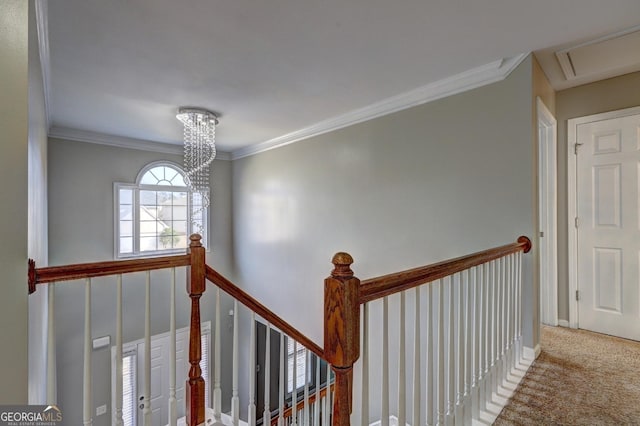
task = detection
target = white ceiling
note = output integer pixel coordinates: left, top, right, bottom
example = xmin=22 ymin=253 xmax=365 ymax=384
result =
xmin=44 ymin=0 xmax=640 ymax=156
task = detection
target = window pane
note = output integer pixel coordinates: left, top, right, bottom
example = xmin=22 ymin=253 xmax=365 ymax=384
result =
xmin=157 ymin=191 xmax=172 ymax=204
xmin=173 ymin=206 xmax=187 ymax=222
xmin=140 ymin=170 xmax=160 ymax=185
xmin=140 ymin=190 xmax=156 ymax=206
xmin=287 ymin=339 xmax=307 ymax=393
xmin=164 ymin=167 xmax=178 ymax=184
xmin=140 ymin=236 xmax=157 ymax=252
xmin=171 ymin=172 xmax=186 ymax=187
xmin=122 ymin=353 xmax=136 ymax=426
xmin=120 ymin=237 xmax=133 ymax=254
xmin=174 ymin=235 xmax=187 ymax=249
xmin=139 ymin=220 xmax=157 ymax=237
xmin=172 ymin=220 xmax=187 ymax=235
xmin=173 ymin=192 xmax=188 ymax=205
xmin=158 ymin=205 xmax=172 ymax=222
xmin=120 ymin=205 xmax=132 ymax=221
xmin=119 ymin=220 xmax=133 ymax=237
xmin=159 ymin=227 xmax=177 ymax=249
xmin=119 ymin=188 xmax=133 ymax=205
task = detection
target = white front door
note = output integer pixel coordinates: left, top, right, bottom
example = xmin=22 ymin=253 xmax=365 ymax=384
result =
xmin=576 ymin=112 xmax=640 ymax=340
xmin=137 ymin=338 xmax=169 ymax=424
xmin=113 ymin=323 xmax=209 ymax=426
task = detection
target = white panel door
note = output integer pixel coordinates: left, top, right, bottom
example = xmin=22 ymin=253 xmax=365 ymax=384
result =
xmin=576 ymin=113 xmax=640 ymax=340
xmin=133 ymin=324 xmax=209 ymax=426
xmin=137 ymin=337 xmax=169 ymax=425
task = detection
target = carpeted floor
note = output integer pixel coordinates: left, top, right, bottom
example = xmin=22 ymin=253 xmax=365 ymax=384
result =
xmin=495 ymin=325 xmax=640 ymax=425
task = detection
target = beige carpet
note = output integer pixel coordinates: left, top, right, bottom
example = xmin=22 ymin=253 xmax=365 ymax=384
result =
xmin=495 ymin=325 xmax=640 ymax=425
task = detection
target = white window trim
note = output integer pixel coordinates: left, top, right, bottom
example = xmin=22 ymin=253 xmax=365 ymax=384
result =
xmin=114 ymin=161 xmax=209 ymax=259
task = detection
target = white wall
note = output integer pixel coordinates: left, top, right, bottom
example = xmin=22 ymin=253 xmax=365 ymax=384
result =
xmin=0 ymin=0 xmax=29 ymax=404
xmin=48 ymin=138 xmax=234 ymax=425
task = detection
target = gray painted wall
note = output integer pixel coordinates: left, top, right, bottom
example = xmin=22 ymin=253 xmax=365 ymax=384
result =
xmin=0 ymin=0 xmax=29 ymax=404
xmin=48 ymin=138 xmax=234 ymax=424
xmin=28 ymin=0 xmax=50 ymax=404
xmin=232 ymin=56 xmax=535 ymax=347
xmin=556 ymin=71 xmax=640 ymax=322
xmin=232 ymin=57 xmax=536 ymax=421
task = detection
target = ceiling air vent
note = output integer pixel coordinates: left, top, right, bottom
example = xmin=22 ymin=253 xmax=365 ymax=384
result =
xmin=556 ymin=27 xmax=640 ymax=80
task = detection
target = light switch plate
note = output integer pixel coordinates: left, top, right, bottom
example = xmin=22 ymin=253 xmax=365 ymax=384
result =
xmin=96 ymin=405 xmax=107 ymax=416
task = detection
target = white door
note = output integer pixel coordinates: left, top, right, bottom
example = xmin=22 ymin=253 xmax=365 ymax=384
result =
xmin=576 ymin=112 xmax=640 ymax=340
xmin=137 ymin=338 xmax=169 ymax=424
xmin=136 ymin=328 xmax=209 ymax=426
xmin=113 ymin=323 xmax=209 ymax=426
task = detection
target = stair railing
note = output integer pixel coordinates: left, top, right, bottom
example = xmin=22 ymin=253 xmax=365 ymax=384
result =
xmin=28 ymin=234 xmax=336 ymax=426
xmin=329 ymin=236 xmax=532 ymax=426
xmin=29 ymin=234 xmax=531 ymax=426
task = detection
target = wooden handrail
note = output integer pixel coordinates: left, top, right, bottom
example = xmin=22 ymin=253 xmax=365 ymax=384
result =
xmin=359 ymin=236 xmax=532 ymax=304
xmin=28 ymin=254 xmax=191 ymax=293
xmin=269 ymin=383 xmax=335 ymax=425
xmin=205 ymin=265 xmax=325 ymax=359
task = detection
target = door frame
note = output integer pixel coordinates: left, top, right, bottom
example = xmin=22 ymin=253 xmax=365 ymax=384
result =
xmin=537 ymin=97 xmax=558 ymax=326
xmin=567 ymin=105 xmax=640 ymax=329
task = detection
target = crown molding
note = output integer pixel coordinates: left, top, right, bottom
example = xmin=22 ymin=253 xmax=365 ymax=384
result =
xmin=35 ymin=0 xmax=52 ymax=130
xmin=231 ymin=53 xmax=529 ymax=160
xmin=49 ymin=126 xmax=232 ymax=160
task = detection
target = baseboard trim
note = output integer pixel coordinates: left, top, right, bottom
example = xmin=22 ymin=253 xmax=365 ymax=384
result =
xmin=558 ymin=320 xmax=569 ymax=328
xmin=522 ymin=344 xmax=541 ymax=361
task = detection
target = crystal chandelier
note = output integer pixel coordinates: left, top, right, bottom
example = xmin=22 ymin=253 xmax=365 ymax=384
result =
xmin=176 ymin=108 xmax=218 ymax=210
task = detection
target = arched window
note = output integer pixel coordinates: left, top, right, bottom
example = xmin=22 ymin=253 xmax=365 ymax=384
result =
xmin=115 ymin=161 xmax=207 ymax=258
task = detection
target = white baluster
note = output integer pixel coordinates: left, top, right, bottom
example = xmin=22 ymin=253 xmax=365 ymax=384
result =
xmin=412 ymin=287 xmax=421 ymax=426
xmin=262 ymin=322 xmax=271 ymax=426
xmin=303 ymin=349 xmax=310 ymax=426
xmin=168 ymin=270 xmax=177 ymax=426
xmin=512 ymin=254 xmax=517 ymax=368
xmin=398 ymin=292 xmax=406 ymax=426
xmin=502 ymin=257 xmax=508 ymax=382
xmin=248 ymin=313 xmax=256 ymax=426
xmin=426 ymin=282 xmax=434 ymax=426
xmin=143 ymin=272 xmax=151 ymax=426
xmin=83 ymin=278 xmax=92 ymax=426
xmin=115 ymin=275 xmax=124 ymax=426
xmin=475 ymin=265 xmax=485 ymax=417
xmin=232 ymin=300 xmax=240 ymax=425
xmin=214 ymin=288 xmax=222 ymax=423
xmin=323 ymin=363 xmax=331 ymax=426
xmin=437 ymin=280 xmax=445 ymax=426
xmin=291 ymin=341 xmax=298 ymax=426
xmin=456 ymin=273 xmax=465 ymax=422
xmin=507 ymin=254 xmax=512 ymax=371
xmin=361 ymin=303 xmax=369 ymax=426
xmin=447 ymin=276 xmax=455 ymax=422
xmin=381 ymin=297 xmax=389 ymax=426
xmin=496 ymin=258 xmax=503 ymax=390
xmin=47 ymin=283 xmax=57 ymax=405
xmin=314 ymin=355 xmax=321 ymax=426
xmin=517 ymin=252 xmax=523 ymax=363
xmin=278 ymin=332 xmax=285 ymax=426
xmin=487 ymin=261 xmax=497 ymax=400
xmin=480 ymin=263 xmax=488 ymax=412
xmin=464 ymin=267 xmax=478 ymax=424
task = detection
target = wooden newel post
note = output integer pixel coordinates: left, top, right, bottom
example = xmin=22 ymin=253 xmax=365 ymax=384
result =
xmin=186 ymin=234 xmax=206 ymax=426
xmin=324 ymin=252 xmax=360 ymax=426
